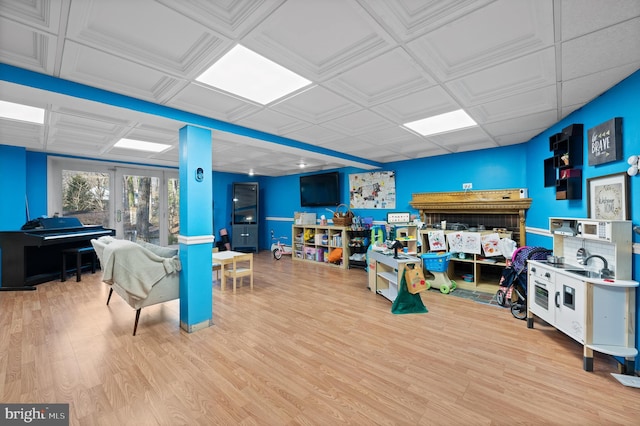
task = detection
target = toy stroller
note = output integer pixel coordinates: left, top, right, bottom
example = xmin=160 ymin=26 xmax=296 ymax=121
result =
xmin=496 ymin=246 xmax=552 ymax=320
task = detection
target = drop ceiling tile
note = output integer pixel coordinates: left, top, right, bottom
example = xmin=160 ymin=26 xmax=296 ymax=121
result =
xmin=562 ymin=17 xmax=640 ymax=80
xmin=446 ymin=47 xmax=557 ymax=106
xmin=270 ymin=86 xmax=360 ymax=124
xmin=0 ymin=119 xmax=43 ymax=149
xmin=242 ymin=0 xmax=394 ymax=79
xmin=0 ymin=0 xmax=62 ymax=32
xmin=427 ymin=126 xmax=494 ymax=148
xmin=357 ymin=126 xmax=424 ymax=146
xmin=149 ymin=149 xmax=179 ymax=163
xmin=156 ymin=0 xmax=285 ymax=40
xmin=407 ymin=0 xmax=554 ymax=81
xmin=494 ymin=128 xmax=546 ymax=146
xmin=51 ymin=106 xmax=130 ymax=131
xmin=319 ymin=137 xmax=371 ymax=154
xmin=389 ymin=139 xmax=443 ymax=156
xmin=468 ymin=84 xmax=557 ymax=124
xmin=451 ymin=139 xmax=499 ymax=153
xmin=123 ymin=125 xmax=178 ymax=147
xmin=234 ymin=108 xmax=311 ymax=136
xmin=483 ymin=110 xmax=558 ymax=137
xmin=323 ymin=47 xmax=435 ymax=106
xmin=283 ymin=124 xmax=346 ymax=146
xmin=59 ymin=41 xmax=184 ymax=103
xmin=321 ymin=109 xmax=394 ymax=136
xmin=166 ymin=83 xmax=261 ymax=123
xmin=561 ymin=0 xmax=640 ymax=40
xmin=361 ymin=0 xmax=493 ymax=42
xmin=562 ymin=62 xmax=640 ymax=107
xmin=46 ymin=133 xmax=111 ymax=153
xmin=66 ymin=0 xmax=225 ymax=76
xmin=371 ymin=85 xmax=459 ymax=124
xmin=0 ymin=17 xmax=57 ymax=74
xmin=349 ymin=148 xmax=409 ymax=163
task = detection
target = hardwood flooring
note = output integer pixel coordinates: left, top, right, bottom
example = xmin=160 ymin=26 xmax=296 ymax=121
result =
xmin=1 ymin=251 xmax=639 ymax=425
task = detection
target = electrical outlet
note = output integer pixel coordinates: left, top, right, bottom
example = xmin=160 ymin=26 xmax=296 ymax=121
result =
xmin=462 ymin=183 xmax=473 ymax=190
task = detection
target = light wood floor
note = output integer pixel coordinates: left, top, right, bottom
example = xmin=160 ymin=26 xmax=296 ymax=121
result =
xmin=1 ymin=251 xmax=639 ymax=425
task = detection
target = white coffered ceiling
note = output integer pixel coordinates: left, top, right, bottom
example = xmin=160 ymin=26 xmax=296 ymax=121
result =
xmin=1 ymin=0 xmax=639 ymax=176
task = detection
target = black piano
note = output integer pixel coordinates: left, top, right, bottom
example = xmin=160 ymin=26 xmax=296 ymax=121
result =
xmin=0 ymin=217 xmax=114 ymax=290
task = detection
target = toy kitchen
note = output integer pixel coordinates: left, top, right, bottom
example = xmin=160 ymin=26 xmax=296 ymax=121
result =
xmin=527 ymin=217 xmax=638 ymax=374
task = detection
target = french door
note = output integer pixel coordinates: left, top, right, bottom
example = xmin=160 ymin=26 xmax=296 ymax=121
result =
xmin=49 ymin=159 xmax=179 ymax=246
xmin=114 ymin=168 xmax=179 ymax=245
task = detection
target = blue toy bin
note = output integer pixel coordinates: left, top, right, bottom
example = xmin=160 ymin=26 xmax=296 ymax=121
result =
xmin=421 ymin=252 xmax=451 ymax=273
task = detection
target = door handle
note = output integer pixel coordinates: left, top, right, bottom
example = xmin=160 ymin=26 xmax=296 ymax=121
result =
xmin=555 ymin=291 xmax=560 ymax=308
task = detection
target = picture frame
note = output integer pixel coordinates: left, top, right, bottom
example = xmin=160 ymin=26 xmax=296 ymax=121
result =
xmin=587 ymin=172 xmax=629 ymax=220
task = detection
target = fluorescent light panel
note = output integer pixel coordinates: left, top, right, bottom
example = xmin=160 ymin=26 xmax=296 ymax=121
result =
xmin=196 ymin=45 xmax=311 ymax=105
xmin=0 ymin=100 xmax=45 ymax=124
xmin=403 ymin=109 xmax=477 ymax=136
xmin=114 ymin=138 xmax=171 ymax=152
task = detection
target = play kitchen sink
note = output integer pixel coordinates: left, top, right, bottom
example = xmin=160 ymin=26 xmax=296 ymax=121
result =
xmin=564 ymin=269 xmax=607 ymax=279
xmin=527 ymin=217 xmax=638 ymax=375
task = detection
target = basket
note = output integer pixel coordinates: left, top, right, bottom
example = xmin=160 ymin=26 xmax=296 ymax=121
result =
xmin=333 ymin=204 xmax=354 ymax=227
xmin=421 ymin=252 xmax=451 ymax=273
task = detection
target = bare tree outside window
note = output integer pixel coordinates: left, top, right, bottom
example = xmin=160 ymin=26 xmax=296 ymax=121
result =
xmin=62 ymin=171 xmax=109 ymax=226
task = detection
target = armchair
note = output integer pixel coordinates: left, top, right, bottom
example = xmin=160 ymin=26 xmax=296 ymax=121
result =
xmin=91 ymin=237 xmax=181 ymax=335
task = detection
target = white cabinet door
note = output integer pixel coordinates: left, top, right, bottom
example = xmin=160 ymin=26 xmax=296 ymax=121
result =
xmin=554 ymin=275 xmax=585 ymax=343
xmin=528 ymin=265 xmax=555 ymax=325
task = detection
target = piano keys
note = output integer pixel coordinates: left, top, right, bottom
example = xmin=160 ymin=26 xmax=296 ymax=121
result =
xmin=0 ymin=217 xmax=114 ymax=290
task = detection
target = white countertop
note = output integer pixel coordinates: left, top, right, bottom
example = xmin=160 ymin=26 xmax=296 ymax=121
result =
xmin=529 ymin=260 xmax=638 ymax=288
xmin=369 ymin=249 xmax=421 ymax=267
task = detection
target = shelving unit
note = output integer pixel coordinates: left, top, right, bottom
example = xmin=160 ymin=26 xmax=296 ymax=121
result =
xmin=391 ymin=224 xmax=418 ymax=255
xmin=346 ymin=229 xmax=370 ymax=270
xmin=368 ymin=250 xmax=421 ymax=302
xmin=292 ymin=224 xmax=349 ymax=269
xmin=419 ymin=229 xmax=512 ymax=292
xmin=544 ymin=124 xmax=583 ymax=200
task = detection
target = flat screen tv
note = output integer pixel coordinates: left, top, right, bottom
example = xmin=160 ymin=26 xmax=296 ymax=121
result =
xmin=300 ymin=172 xmax=340 ymax=207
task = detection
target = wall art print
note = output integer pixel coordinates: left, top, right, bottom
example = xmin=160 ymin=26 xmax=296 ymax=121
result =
xmin=587 ymin=117 xmax=622 ymax=166
xmin=349 ymin=171 xmax=396 ymax=209
xmin=587 ymin=172 xmax=629 ymax=220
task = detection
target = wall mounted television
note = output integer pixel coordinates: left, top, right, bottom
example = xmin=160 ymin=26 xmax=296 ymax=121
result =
xmin=300 ymin=171 xmax=340 ymax=207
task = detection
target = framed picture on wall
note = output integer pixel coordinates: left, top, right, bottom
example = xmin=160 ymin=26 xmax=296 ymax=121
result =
xmin=587 ymin=172 xmax=629 ymax=220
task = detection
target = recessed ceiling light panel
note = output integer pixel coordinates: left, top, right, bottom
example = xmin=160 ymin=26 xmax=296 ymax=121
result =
xmin=403 ymin=109 xmax=477 ymax=137
xmin=196 ymin=45 xmax=311 ymax=105
xmin=114 ymin=138 xmax=171 ymax=152
xmin=0 ymin=100 xmax=45 ymax=124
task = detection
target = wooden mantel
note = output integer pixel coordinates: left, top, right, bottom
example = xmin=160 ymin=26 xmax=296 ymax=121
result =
xmin=410 ymin=189 xmax=532 ymax=246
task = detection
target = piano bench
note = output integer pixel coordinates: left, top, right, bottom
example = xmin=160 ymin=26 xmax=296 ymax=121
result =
xmin=61 ymin=246 xmax=97 ymax=282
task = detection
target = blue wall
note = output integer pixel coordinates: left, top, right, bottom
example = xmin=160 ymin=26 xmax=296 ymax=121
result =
xmin=0 ymin=144 xmax=27 ymax=230
xmin=26 ymin=151 xmax=48 ymax=219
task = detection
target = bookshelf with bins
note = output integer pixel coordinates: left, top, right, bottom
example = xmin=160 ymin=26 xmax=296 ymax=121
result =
xmin=292 ymin=224 xmax=349 ymax=269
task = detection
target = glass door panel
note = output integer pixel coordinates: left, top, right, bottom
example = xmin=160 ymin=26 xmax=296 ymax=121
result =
xmin=167 ymin=176 xmax=180 ymax=245
xmin=118 ymin=172 xmax=161 ymax=244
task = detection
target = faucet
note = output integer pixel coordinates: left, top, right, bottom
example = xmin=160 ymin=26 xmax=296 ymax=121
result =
xmin=583 ymin=255 xmax=613 ymax=278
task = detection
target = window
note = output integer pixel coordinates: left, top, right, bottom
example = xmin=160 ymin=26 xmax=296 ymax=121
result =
xmin=49 ymin=158 xmax=179 ymax=246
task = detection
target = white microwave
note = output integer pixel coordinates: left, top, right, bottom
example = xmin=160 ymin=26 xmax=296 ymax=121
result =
xmin=576 ymin=219 xmax=612 ymax=241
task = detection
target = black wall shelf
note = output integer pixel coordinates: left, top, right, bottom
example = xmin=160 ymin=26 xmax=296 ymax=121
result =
xmin=544 ymin=124 xmax=583 ymax=200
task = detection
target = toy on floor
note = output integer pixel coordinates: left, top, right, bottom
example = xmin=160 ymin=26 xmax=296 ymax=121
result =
xmin=421 ymin=252 xmax=457 ymax=294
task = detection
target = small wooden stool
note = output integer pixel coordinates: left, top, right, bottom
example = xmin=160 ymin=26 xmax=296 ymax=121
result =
xmin=61 ymin=246 xmax=96 ymax=282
